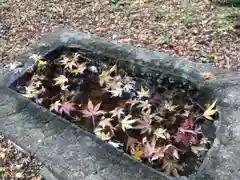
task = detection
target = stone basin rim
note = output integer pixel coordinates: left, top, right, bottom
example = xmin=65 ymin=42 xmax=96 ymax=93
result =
xmin=2 ymin=27 xmax=239 ymax=180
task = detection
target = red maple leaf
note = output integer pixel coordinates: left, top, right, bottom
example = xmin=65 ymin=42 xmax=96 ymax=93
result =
xmin=142 ymin=137 xmax=157 ymax=158
xmin=81 ymin=99 xmax=106 ymax=117
xmin=59 ymin=102 xmax=77 ymax=115
xmin=183 ymin=121 xmax=193 ymax=128
xmin=174 ymin=127 xmax=198 ymax=146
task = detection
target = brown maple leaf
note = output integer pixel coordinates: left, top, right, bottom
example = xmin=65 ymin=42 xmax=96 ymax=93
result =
xmin=134 ymin=108 xmax=161 ymax=134
xmin=125 ymin=136 xmax=141 ymax=153
xmin=162 ymin=159 xmax=183 ymax=177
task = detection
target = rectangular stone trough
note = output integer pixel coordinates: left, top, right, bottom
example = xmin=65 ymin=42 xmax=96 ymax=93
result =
xmin=1 ymin=27 xmax=240 ymax=180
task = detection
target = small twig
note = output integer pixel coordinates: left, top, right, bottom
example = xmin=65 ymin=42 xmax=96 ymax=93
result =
xmin=189 ymin=98 xmax=205 ymax=112
xmin=193 ymin=114 xmax=203 ymax=123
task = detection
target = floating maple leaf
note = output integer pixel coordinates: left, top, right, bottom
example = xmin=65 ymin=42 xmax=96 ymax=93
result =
xmin=23 ymin=86 xmax=41 ymax=99
xmin=190 ymin=145 xmax=207 ymax=155
xmin=81 ymin=99 xmax=106 ymax=128
xmin=164 ymin=100 xmax=178 ymax=112
xmin=54 ymin=75 xmax=68 ymax=86
xmin=120 ymin=114 xmax=138 ymax=132
xmin=99 ymin=65 xmax=116 ymax=86
xmin=132 ymin=148 xmax=144 ymax=161
xmin=108 ymin=87 xmax=123 ymax=97
xmin=123 ymin=83 xmax=134 ymax=93
xmin=126 ymin=99 xmax=142 ymax=108
xmin=99 ymin=116 xmax=114 ymax=129
xmin=59 ymin=102 xmax=77 ymax=115
xmin=59 ymin=55 xmax=77 ymax=71
xmin=36 ymin=59 xmax=47 ymax=71
xmin=134 ymin=108 xmax=162 ymax=134
xmin=122 ymin=75 xmax=135 ymax=93
xmin=200 ymin=136 xmax=210 ymax=145
xmin=82 ymin=99 xmax=106 ymax=117
xmin=203 ymin=100 xmax=218 ymax=120
xmin=135 ymin=118 xmax=152 ymax=135
xmin=71 ymin=62 xmax=87 ymax=75
xmin=174 ymin=127 xmax=201 ymax=146
xmin=49 ymin=101 xmax=78 ymax=115
xmin=94 ymin=127 xmax=112 ymax=141
xmin=49 ymin=100 xmax=62 ymax=112
xmin=73 ymin=52 xmax=80 ymax=61
xmin=105 ymin=76 xmax=123 ymax=97
xmin=137 ymin=86 xmax=149 ymax=99
xmin=110 ymin=107 xmax=125 ymax=119
xmin=60 ymin=84 xmax=69 ymax=91
xmin=142 ymin=137 xmax=157 ymax=158
xmin=183 ymin=121 xmax=193 ymax=128
xmin=151 ymin=144 xmax=179 ymax=161
xmin=154 ymin=127 xmax=170 ymax=140
xmin=136 ymin=100 xmax=152 ymax=111
xmin=21 ymin=156 xmax=31 ymax=165
xmin=151 ymin=146 xmax=165 ymax=161
xmin=162 ymin=159 xmax=184 ymax=177
xmin=125 ymin=136 xmax=141 ymax=152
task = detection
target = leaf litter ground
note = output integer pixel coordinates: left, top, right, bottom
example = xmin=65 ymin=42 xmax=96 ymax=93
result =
xmin=1 ymin=0 xmax=240 ymax=71
xmin=0 ymin=133 xmax=44 ymax=180
xmin=10 ymin=48 xmax=218 ymax=177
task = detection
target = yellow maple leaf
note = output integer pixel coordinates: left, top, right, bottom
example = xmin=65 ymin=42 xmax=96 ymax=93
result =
xmin=203 ymin=72 xmax=213 ymax=80
xmin=191 ymin=145 xmax=207 ymax=155
xmin=137 ymin=86 xmax=149 ymax=98
xmin=3 ymin=171 xmax=10 ymax=177
xmin=54 ymin=75 xmax=68 ymax=86
xmin=203 ymin=100 xmax=218 ymax=120
xmin=132 ymin=149 xmax=144 ymax=161
xmin=23 ymin=86 xmax=39 ymax=98
xmin=154 ymin=128 xmax=168 ymax=139
xmin=0 ymin=152 xmax=5 ymax=159
xmin=71 ymin=62 xmax=87 ymax=75
xmin=98 ymin=65 xmax=116 ymax=86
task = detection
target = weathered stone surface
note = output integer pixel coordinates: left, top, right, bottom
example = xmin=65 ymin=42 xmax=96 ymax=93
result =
xmin=1 ymin=27 xmax=240 ymax=180
xmin=0 ymin=100 xmax=54 ymax=153
xmin=36 ymin=123 xmax=169 ymax=180
xmin=40 ymin=166 xmax=61 ymax=180
xmin=191 ymin=108 xmax=240 ymax=180
xmin=0 ymin=90 xmax=29 ymax=120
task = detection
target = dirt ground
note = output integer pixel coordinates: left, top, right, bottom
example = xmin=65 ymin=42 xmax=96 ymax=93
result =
xmin=0 ymin=134 xmax=43 ymax=179
xmin=1 ymin=0 xmax=240 ymax=70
